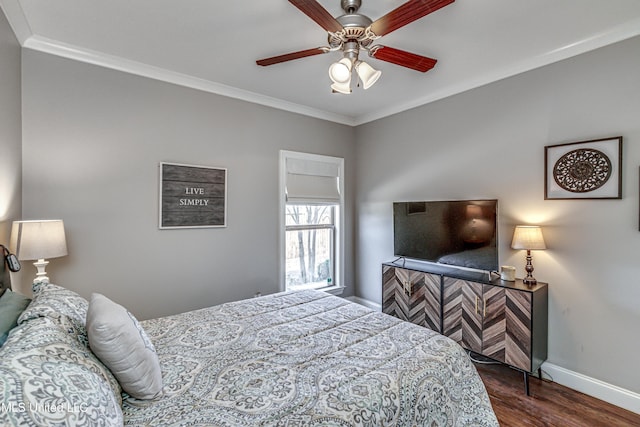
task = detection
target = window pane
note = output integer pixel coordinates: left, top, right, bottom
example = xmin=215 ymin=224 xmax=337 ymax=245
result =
xmin=286 ymin=205 xmax=333 ymax=226
xmin=285 ymin=227 xmax=333 ymax=291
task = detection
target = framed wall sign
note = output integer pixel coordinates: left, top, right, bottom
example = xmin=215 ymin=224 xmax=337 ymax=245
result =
xmin=544 ymin=136 xmax=622 ymax=200
xmin=159 ymin=162 xmax=227 ymax=229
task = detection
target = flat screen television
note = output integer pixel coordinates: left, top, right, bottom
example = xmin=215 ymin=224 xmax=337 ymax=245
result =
xmin=393 ymin=199 xmax=498 ymax=272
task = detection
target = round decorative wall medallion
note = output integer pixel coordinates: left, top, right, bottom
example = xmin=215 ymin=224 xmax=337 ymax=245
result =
xmin=553 ymin=148 xmax=612 ymax=193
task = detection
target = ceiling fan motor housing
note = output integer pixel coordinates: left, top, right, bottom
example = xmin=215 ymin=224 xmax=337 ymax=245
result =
xmin=341 ymin=0 xmax=361 ymax=13
xmin=329 ymin=2 xmax=374 ymax=50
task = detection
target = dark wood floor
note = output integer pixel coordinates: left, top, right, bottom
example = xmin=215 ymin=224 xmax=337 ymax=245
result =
xmin=475 ymin=362 xmax=640 ymax=426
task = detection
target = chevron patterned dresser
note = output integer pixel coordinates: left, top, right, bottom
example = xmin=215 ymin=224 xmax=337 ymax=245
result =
xmin=382 ymin=262 xmax=548 ymax=394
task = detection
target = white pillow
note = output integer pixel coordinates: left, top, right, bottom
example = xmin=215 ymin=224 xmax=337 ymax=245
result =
xmin=86 ymin=293 xmax=163 ymax=399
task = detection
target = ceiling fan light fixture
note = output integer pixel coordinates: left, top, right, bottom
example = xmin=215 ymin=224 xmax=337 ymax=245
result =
xmin=355 ymin=60 xmax=381 ymax=89
xmin=328 ymin=57 xmax=353 ymax=84
xmin=331 ymin=80 xmax=352 ymax=94
xmin=257 ymin=0 xmax=452 ymax=96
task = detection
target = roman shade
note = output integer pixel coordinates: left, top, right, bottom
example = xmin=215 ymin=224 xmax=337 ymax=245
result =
xmin=285 ymin=157 xmax=341 ymax=204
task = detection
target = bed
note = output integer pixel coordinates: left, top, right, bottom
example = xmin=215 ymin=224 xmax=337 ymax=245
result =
xmin=0 ymin=260 xmax=498 ymax=426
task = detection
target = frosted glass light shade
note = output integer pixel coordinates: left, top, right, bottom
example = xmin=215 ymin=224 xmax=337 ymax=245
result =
xmin=331 ymin=80 xmax=352 ymax=94
xmin=10 ymin=220 xmax=68 ymax=261
xmin=511 ymin=225 xmax=546 ymax=250
xmin=328 ymin=58 xmax=353 ymax=84
xmin=355 ymin=60 xmax=381 ymax=89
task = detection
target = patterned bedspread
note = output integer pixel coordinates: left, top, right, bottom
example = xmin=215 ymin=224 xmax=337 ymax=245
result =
xmin=123 ymin=290 xmax=498 ymax=426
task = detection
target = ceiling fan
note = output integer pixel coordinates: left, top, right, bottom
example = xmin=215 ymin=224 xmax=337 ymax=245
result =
xmin=256 ymin=0 xmax=455 ymax=93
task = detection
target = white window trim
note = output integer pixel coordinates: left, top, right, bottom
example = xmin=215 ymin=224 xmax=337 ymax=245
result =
xmin=279 ymin=150 xmax=345 ymax=295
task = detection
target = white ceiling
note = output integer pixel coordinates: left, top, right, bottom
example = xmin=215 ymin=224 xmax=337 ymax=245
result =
xmin=2 ymin=0 xmax=640 ymax=125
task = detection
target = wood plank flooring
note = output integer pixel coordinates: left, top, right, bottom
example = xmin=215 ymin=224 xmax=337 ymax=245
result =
xmin=475 ymin=362 xmax=640 ymax=426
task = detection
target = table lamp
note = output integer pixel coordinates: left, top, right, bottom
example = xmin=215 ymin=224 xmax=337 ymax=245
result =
xmin=10 ymin=220 xmax=68 ymax=283
xmin=511 ymin=225 xmax=546 ymax=286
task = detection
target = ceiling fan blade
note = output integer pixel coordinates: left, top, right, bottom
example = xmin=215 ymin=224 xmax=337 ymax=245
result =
xmin=289 ymin=0 xmax=343 ymax=33
xmin=369 ymin=46 xmax=437 ymax=72
xmin=370 ymin=0 xmax=455 ymax=37
xmin=256 ymin=47 xmax=328 ymax=66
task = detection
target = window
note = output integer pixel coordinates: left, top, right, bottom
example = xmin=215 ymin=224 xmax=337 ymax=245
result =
xmin=280 ymin=151 xmax=344 ymax=293
xmin=285 ymin=205 xmax=336 ymax=290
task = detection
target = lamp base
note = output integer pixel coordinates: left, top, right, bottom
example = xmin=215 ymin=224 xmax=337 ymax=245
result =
xmin=523 ymin=250 xmax=537 ymax=287
xmin=33 ymin=259 xmax=51 ymax=283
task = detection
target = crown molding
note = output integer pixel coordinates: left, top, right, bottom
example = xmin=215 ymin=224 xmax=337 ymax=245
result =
xmin=21 ymin=36 xmax=357 ymax=126
xmin=0 ymin=0 xmax=32 ymax=44
xmin=353 ymin=16 xmax=640 ymax=126
xmin=3 ymin=0 xmax=639 ymax=127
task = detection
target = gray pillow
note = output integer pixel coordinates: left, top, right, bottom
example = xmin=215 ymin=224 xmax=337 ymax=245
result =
xmin=0 ymin=289 xmax=31 ymax=346
xmin=86 ymin=293 xmax=163 ymax=399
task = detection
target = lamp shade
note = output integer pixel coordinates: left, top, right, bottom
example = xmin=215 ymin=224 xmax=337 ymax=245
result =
xmin=10 ymin=220 xmax=68 ymax=261
xmin=466 ymin=204 xmax=483 ymax=219
xmin=511 ymin=225 xmax=546 ymax=250
xmin=354 ymin=60 xmax=381 ymax=89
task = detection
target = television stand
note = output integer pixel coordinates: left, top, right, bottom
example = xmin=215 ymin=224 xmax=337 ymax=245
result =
xmin=390 ymin=256 xmax=407 ymax=268
xmin=382 ymin=261 xmax=548 ymax=395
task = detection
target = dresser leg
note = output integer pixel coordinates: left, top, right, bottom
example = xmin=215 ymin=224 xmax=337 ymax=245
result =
xmin=524 ymin=371 xmax=530 ymax=396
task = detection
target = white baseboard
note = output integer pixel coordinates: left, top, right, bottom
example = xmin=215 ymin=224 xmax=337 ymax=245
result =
xmin=345 ymin=296 xmax=382 ymax=311
xmin=346 ymin=296 xmax=640 ymax=415
xmin=542 ymin=362 xmax=640 ymax=415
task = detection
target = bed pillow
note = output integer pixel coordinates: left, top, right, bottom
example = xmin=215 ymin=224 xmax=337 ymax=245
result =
xmin=17 ymin=282 xmax=89 ymax=346
xmin=86 ymin=293 xmax=163 ymax=399
xmin=0 ymin=316 xmax=123 ymax=426
xmin=0 ymin=289 xmax=31 ymax=346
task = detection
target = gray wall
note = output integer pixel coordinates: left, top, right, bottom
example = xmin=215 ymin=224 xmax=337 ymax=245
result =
xmin=21 ymin=50 xmax=355 ymax=319
xmin=354 ymin=36 xmax=640 ymax=393
xmin=0 ymin=9 xmax=21 ymax=248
